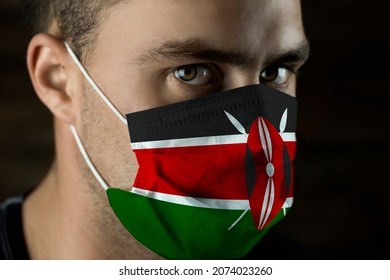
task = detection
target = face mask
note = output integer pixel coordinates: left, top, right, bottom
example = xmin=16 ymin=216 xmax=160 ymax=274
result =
xmin=65 ymin=42 xmax=297 ymax=259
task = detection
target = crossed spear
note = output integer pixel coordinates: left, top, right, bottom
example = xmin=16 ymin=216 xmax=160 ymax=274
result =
xmin=224 ymin=109 xmax=288 ymax=230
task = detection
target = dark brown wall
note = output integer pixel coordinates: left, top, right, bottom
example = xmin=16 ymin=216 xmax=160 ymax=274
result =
xmin=0 ymin=1 xmax=54 ymax=201
xmin=285 ymin=0 xmax=390 ymax=259
xmin=0 ymin=0 xmax=389 ymax=259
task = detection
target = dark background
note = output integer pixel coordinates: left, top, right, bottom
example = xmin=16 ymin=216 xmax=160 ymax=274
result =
xmin=0 ymin=0 xmax=389 ymax=259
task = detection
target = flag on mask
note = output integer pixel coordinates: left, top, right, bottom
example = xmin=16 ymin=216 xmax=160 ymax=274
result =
xmin=107 ymin=85 xmax=297 ymax=259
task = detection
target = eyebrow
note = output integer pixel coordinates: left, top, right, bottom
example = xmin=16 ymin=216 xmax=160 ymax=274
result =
xmin=264 ymin=40 xmax=310 ymax=68
xmin=135 ymin=38 xmax=310 ymax=68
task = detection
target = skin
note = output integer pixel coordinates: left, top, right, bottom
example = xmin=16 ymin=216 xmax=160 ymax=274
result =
xmin=23 ymin=0 xmax=309 ymax=259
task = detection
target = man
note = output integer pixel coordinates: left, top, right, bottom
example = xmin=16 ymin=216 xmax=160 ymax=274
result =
xmin=0 ymin=0 xmax=309 ymax=259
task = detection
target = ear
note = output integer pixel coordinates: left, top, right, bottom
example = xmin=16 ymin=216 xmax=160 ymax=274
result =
xmin=27 ymin=33 xmax=78 ymax=124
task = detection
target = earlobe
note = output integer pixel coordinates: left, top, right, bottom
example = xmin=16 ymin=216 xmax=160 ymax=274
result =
xmin=27 ymin=33 xmax=76 ymax=124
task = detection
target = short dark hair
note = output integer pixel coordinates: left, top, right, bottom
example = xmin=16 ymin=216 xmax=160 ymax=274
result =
xmin=23 ymin=0 xmax=125 ymax=59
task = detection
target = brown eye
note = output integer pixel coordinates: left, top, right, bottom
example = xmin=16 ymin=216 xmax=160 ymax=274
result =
xmin=175 ymin=64 xmax=214 ymax=85
xmin=260 ymin=66 xmax=289 ymax=85
xmin=176 ymin=65 xmax=197 ymax=81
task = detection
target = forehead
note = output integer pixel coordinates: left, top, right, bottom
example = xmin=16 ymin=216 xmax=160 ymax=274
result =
xmin=95 ymin=0 xmax=304 ymax=62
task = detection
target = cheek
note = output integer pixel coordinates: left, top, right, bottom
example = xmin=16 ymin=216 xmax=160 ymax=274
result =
xmin=117 ymin=70 xmax=173 ymax=113
xmin=93 ymin=59 xmax=169 ymax=114
xmin=87 ymin=44 xmax=171 ymax=115
xmin=287 ymin=79 xmax=297 ymax=97
xmin=112 ymin=66 xmax=208 ymax=113
xmin=79 ymin=85 xmax=139 ymax=189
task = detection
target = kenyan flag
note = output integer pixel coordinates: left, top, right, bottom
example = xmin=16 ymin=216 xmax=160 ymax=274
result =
xmin=107 ymin=85 xmax=297 ymax=259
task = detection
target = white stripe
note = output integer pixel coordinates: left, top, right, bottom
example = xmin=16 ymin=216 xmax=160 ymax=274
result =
xmin=258 ymin=118 xmax=270 ymax=162
xmin=282 ymin=197 xmax=294 ymax=216
xmin=258 ymin=178 xmax=271 ymax=228
xmin=283 ymin=197 xmax=294 ymax=208
xmin=131 ymin=133 xmax=296 ymax=150
xmin=262 ymin=118 xmax=273 ymax=162
xmin=282 ymin=133 xmax=296 ymax=142
xmin=131 ymin=187 xmax=249 ymax=210
xmin=260 ymin=179 xmax=275 ymax=229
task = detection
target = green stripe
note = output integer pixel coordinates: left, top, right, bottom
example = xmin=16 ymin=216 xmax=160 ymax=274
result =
xmin=107 ymin=188 xmax=288 ymax=260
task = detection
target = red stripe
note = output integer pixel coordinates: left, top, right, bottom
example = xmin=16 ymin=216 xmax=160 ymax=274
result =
xmin=134 ymin=144 xmax=248 ymax=199
xmin=133 ymin=140 xmax=296 ymax=201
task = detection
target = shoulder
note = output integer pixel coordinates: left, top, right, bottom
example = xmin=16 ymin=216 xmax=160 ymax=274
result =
xmin=0 ymin=196 xmax=30 ymax=260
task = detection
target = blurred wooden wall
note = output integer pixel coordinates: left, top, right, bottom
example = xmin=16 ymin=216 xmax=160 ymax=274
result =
xmin=0 ymin=0 xmax=54 ymax=201
xmin=285 ymin=0 xmax=390 ymax=259
xmin=0 ymin=0 xmax=389 ymax=259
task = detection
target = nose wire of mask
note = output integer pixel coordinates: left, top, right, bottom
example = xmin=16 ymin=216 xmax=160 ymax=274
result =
xmin=64 ymin=41 xmax=126 ymax=191
xmin=64 ymin=41 xmax=128 ymax=125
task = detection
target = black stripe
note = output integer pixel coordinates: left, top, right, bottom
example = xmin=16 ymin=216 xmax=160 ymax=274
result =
xmin=245 ymin=146 xmax=257 ymax=197
xmin=126 ymin=84 xmax=297 ymax=143
xmin=283 ymin=146 xmax=292 ymax=195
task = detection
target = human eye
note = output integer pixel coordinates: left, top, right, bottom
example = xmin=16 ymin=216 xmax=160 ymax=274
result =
xmin=260 ymin=65 xmax=293 ymax=87
xmin=174 ymin=64 xmax=217 ymax=86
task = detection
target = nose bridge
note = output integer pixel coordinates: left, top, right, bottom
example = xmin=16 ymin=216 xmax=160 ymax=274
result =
xmin=223 ymin=67 xmax=260 ymax=91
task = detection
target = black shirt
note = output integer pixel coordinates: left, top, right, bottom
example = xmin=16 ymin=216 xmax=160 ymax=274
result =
xmin=0 ymin=195 xmax=312 ymax=260
xmin=0 ymin=196 xmax=30 ymax=260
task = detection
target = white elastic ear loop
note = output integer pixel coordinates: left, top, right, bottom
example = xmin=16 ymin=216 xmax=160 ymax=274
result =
xmin=70 ymin=125 xmax=109 ymax=191
xmin=64 ymin=41 xmax=128 ymax=125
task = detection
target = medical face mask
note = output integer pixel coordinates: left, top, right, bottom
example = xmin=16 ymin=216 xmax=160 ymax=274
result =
xmin=65 ymin=42 xmax=297 ymax=259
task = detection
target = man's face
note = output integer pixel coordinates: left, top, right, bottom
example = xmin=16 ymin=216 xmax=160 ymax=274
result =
xmin=76 ymin=0 xmax=308 ymax=192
